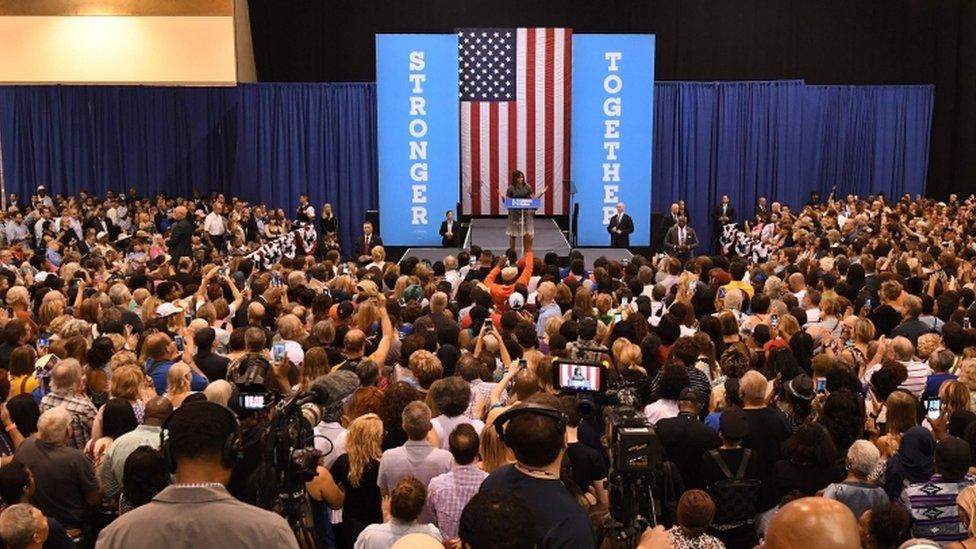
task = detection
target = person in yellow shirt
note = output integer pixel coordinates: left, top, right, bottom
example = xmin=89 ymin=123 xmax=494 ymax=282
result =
xmin=721 ymin=261 xmax=755 ymax=299
xmin=8 ymin=346 xmax=38 ymax=398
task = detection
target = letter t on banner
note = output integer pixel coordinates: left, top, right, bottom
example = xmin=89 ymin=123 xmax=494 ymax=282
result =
xmin=571 ymin=35 xmax=655 ymax=247
xmin=376 ymin=35 xmax=460 ymax=246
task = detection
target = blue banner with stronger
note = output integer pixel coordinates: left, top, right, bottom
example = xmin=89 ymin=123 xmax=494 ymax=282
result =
xmin=376 ymin=34 xmax=459 ymax=246
xmin=571 ymin=35 xmax=655 ymax=246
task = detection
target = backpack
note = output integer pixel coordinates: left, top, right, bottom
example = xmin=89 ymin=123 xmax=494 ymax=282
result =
xmin=707 ymin=449 xmax=761 ymax=526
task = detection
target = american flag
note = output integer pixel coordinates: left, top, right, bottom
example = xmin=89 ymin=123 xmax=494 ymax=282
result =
xmin=458 ymin=28 xmax=572 ymax=216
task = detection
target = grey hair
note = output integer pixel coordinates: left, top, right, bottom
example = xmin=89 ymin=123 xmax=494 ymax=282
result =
xmin=0 ymin=504 xmax=40 ymax=549
xmin=37 ymin=407 xmax=71 ymax=445
xmin=402 ymin=401 xmax=432 ymax=440
xmin=50 ymin=358 xmax=82 ymax=395
xmin=847 ymin=439 xmax=881 ymax=477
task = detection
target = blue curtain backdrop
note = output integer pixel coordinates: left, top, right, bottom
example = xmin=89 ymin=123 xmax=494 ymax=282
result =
xmin=0 ymin=84 xmax=377 ymax=256
xmin=653 ymin=81 xmax=933 ymax=248
xmin=0 ymin=81 xmax=931 ymax=253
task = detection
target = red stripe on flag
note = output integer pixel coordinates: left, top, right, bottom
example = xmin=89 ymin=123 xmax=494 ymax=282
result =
xmin=544 ymin=28 xmax=555 ymax=215
xmin=563 ymin=29 xmax=572 ymax=213
xmin=525 ymin=28 xmax=536 ymax=198
xmin=470 ymin=103 xmax=481 ymax=215
xmin=507 ymin=101 xmax=517 ymax=200
xmin=489 ymin=102 xmax=500 ymax=216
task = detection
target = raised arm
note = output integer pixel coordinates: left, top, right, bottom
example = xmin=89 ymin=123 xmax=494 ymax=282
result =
xmin=367 ymin=296 xmax=393 ymax=365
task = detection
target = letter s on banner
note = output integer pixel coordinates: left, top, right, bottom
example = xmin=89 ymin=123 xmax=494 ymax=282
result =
xmin=376 ymin=35 xmax=459 ymax=245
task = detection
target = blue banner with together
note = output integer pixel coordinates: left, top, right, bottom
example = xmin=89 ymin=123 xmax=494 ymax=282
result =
xmin=571 ymin=35 xmax=655 ymax=247
xmin=376 ymin=34 xmax=460 ymax=246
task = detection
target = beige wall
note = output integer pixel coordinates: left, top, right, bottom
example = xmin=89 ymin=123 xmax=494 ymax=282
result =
xmin=0 ymin=15 xmax=238 ymax=84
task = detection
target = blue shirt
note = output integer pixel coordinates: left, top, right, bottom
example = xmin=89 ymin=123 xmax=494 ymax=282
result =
xmin=923 ymin=373 xmax=957 ymax=401
xmin=536 ymin=302 xmax=561 ymax=338
xmin=145 ymin=358 xmax=208 ymax=395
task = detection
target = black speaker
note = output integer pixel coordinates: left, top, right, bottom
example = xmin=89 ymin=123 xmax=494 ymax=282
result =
xmin=650 ymin=212 xmax=664 ymax=254
xmin=365 ymin=209 xmax=380 ymax=235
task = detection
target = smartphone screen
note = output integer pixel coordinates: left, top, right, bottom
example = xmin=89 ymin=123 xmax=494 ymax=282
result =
xmin=688 ymin=280 xmax=696 ymax=291
xmin=273 ymin=343 xmax=286 ymax=362
xmin=38 ymin=337 xmax=49 ymax=349
xmin=613 ymin=312 xmax=622 ymax=323
xmin=717 ymin=287 xmax=727 ymax=299
xmin=770 ymin=314 xmax=780 ymax=328
xmin=864 ymin=298 xmax=873 ymax=310
xmin=174 ymin=335 xmax=185 ymax=352
xmin=815 ymin=378 xmax=826 ymax=394
xmin=965 ymin=318 xmax=972 ymax=330
xmin=518 ymin=359 xmax=527 ymax=370
xmin=925 ymin=398 xmax=941 ymax=420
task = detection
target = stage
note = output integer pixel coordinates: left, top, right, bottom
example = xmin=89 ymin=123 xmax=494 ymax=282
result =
xmin=400 ymin=217 xmax=634 ymax=266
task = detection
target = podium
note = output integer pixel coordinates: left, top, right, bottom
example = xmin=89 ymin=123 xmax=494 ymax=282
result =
xmin=504 ymin=198 xmax=541 ymax=255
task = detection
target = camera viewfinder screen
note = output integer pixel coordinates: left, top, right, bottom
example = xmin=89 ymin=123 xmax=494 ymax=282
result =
xmin=558 ymin=363 xmax=602 ymax=392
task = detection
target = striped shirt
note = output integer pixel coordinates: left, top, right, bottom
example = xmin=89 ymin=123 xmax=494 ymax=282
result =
xmin=900 ymin=473 xmax=976 ymax=543
xmin=899 ymin=360 xmax=933 ymax=399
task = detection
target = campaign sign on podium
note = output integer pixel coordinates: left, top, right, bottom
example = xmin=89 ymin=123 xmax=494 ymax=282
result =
xmin=504 ymin=198 xmax=542 ymax=210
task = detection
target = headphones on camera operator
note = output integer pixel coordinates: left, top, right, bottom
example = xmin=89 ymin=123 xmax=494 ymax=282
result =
xmin=160 ymin=401 xmax=244 ymax=472
xmin=492 ymin=402 xmax=568 ymax=444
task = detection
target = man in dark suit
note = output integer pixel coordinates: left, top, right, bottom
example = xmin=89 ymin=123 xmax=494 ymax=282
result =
xmin=353 ymin=221 xmax=383 ymax=263
xmin=167 ymin=206 xmax=194 ymax=265
xmin=712 ymin=195 xmax=735 ymax=250
xmin=663 ymin=216 xmax=699 ymax=264
xmin=754 ymin=196 xmax=770 ymax=221
xmin=606 ymin=203 xmax=634 ymax=248
xmin=661 ymin=202 xmax=681 ymax=234
xmin=439 ymin=210 xmax=459 ymax=248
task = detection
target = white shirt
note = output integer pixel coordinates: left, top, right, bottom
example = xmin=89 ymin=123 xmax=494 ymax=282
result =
xmin=314 ymin=422 xmax=348 ymax=469
xmin=204 ymin=212 xmax=226 ymax=236
xmin=444 ymin=269 xmax=462 ymax=298
xmin=643 ymin=399 xmax=679 ymax=425
xmin=431 ymin=415 xmax=484 ymax=450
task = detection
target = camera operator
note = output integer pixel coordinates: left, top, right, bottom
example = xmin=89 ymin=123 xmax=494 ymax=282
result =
xmin=96 ymin=401 xmax=298 ymax=549
xmin=481 ymin=393 xmax=596 ymax=548
xmin=225 ymin=330 xmax=284 ymax=510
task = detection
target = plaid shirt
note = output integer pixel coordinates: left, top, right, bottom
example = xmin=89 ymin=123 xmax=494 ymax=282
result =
xmin=427 ymin=464 xmax=488 ymax=539
xmin=40 ymin=391 xmax=98 ymax=451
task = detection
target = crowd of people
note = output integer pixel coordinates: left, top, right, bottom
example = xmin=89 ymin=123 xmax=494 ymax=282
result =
xmin=0 ymin=185 xmax=973 ymax=549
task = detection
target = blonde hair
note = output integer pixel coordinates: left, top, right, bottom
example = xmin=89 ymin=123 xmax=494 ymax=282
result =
xmin=141 ymin=296 xmax=161 ymax=324
xmin=371 ymin=246 xmax=385 ymax=263
xmin=958 ymin=358 xmax=976 ymax=391
xmin=941 ymin=380 xmax=972 ymax=414
xmin=166 ymin=362 xmax=191 ymax=394
xmin=853 ymin=318 xmax=876 ymax=344
xmin=479 ymin=424 xmax=511 ymax=473
xmin=916 ymin=333 xmax=942 ymax=361
xmin=777 ymin=314 xmax=800 ymax=340
xmin=108 ymin=351 xmax=140 ymax=372
xmin=110 ymin=366 xmax=144 ymax=401
xmin=346 ymin=414 xmax=383 ymax=487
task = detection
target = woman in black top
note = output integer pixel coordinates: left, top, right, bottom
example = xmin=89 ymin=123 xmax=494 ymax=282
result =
xmin=320 ymin=203 xmax=339 ymax=240
xmin=315 ymin=414 xmax=384 ymax=549
xmin=771 ymin=423 xmax=844 ymax=503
